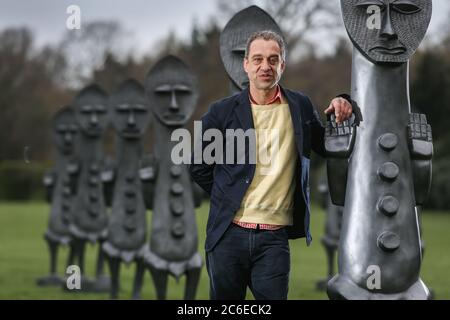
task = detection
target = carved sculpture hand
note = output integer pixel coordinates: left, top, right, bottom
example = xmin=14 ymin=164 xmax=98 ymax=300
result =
xmin=408 ymin=113 xmax=433 ymax=205
xmin=325 ymin=114 xmax=357 ymax=206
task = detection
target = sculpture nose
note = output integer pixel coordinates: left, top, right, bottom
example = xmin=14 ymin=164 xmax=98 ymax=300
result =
xmin=64 ymin=132 xmax=72 ymax=145
xmin=90 ymin=112 xmax=98 ymax=126
xmin=380 ymin=6 xmax=398 ymax=40
xmin=127 ymin=111 xmax=136 ymax=127
xmin=169 ymin=90 xmax=179 ymax=112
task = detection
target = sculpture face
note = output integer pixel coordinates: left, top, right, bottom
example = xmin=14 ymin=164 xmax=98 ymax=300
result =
xmin=220 ymin=5 xmax=283 ymax=90
xmin=110 ymin=79 xmax=150 ymax=139
xmin=73 ymin=84 xmax=109 ymax=137
xmin=145 ymin=55 xmax=198 ymax=127
xmin=53 ymin=107 xmax=78 ymax=155
xmin=341 ymin=0 xmax=432 ymax=64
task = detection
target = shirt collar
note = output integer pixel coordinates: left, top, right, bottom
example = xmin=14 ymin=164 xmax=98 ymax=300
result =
xmin=249 ymin=85 xmax=282 ymax=105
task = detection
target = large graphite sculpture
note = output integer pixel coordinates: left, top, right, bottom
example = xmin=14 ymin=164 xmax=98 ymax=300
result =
xmin=141 ymin=55 xmax=202 ymax=299
xmin=326 ymin=0 xmax=433 ymax=299
xmin=68 ymin=84 xmax=111 ymax=292
xmin=37 ymin=106 xmax=79 ymax=286
xmin=102 ymin=79 xmax=154 ymax=299
xmin=220 ymin=5 xmax=283 ymax=94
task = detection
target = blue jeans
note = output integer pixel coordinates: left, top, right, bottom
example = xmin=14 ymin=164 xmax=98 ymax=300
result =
xmin=206 ymin=223 xmax=290 ymax=300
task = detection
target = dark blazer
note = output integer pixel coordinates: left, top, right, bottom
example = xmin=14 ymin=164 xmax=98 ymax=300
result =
xmin=190 ymin=86 xmax=326 ymax=252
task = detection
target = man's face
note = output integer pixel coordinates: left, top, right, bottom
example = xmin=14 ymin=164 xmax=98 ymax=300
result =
xmin=219 ymin=6 xmax=284 ymax=91
xmin=341 ymin=0 xmax=432 ymax=64
xmin=243 ymin=39 xmax=285 ymax=91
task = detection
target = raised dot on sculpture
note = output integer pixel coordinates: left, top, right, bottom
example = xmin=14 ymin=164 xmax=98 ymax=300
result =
xmin=89 ymin=164 xmax=99 ymax=173
xmin=89 ymin=177 xmax=99 ymax=186
xmin=170 ymin=165 xmax=182 ymax=177
xmin=171 ymin=182 xmax=184 ymax=195
xmin=88 ymin=209 xmax=99 ymax=218
xmin=171 ymin=222 xmax=185 ymax=238
xmin=378 ymin=162 xmax=399 ymax=181
xmin=125 ymin=189 xmax=135 ymax=198
xmin=89 ymin=194 xmax=99 ymax=203
xmin=171 ymin=202 xmax=184 ymax=216
xmin=377 ymin=196 xmax=399 ymax=216
xmin=378 ymin=133 xmax=398 ymax=151
xmin=124 ymin=217 xmax=136 ymax=232
xmin=63 ymin=187 xmax=71 ymax=197
xmin=377 ymin=231 xmax=401 ymax=252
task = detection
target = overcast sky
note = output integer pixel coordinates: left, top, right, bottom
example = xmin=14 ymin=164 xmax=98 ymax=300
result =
xmin=0 ymin=0 xmax=448 ymax=57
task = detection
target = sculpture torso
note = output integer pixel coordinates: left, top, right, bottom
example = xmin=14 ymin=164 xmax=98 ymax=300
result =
xmin=340 ymin=49 xmax=421 ymax=292
xmin=107 ymin=138 xmax=147 ymax=252
xmin=151 ymin=121 xmax=198 ymax=261
xmin=70 ymin=133 xmax=108 ymax=240
xmin=47 ymin=152 xmax=76 ymax=242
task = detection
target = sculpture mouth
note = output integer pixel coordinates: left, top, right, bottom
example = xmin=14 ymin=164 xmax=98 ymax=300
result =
xmin=370 ymin=46 xmax=407 ymax=55
xmin=163 ymin=113 xmax=185 ymax=121
xmin=121 ymin=128 xmax=141 ymax=138
xmin=369 ymin=40 xmax=407 ymax=55
xmin=85 ymin=127 xmax=102 ymax=136
xmin=161 ymin=113 xmax=187 ymax=126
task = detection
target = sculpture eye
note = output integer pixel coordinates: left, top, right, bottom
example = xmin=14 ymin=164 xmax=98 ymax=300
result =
xmin=391 ymin=1 xmax=421 ymax=14
xmin=356 ymin=0 xmax=386 ymax=11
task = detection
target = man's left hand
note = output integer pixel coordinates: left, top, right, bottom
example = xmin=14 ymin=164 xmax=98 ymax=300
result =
xmin=324 ymin=97 xmax=353 ymax=123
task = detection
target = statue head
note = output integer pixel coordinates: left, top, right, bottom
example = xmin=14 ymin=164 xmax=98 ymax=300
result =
xmin=73 ymin=84 xmax=109 ymax=137
xmin=110 ymin=79 xmax=150 ymax=139
xmin=220 ymin=5 xmax=284 ymax=90
xmin=53 ymin=106 xmax=78 ymax=155
xmin=341 ymin=0 xmax=432 ymax=64
xmin=145 ymin=55 xmax=198 ymax=127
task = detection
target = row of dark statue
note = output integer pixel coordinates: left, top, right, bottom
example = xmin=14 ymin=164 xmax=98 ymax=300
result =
xmin=37 ymin=56 xmax=203 ymax=299
xmin=38 ymin=1 xmax=435 ymax=300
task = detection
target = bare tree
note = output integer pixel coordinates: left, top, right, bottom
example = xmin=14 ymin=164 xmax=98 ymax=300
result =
xmin=59 ymin=21 xmax=131 ymax=88
xmin=216 ymin=0 xmax=344 ymax=59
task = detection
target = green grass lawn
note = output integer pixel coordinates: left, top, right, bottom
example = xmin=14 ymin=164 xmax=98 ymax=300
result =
xmin=0 ymin=201 xmax=449 ymax=300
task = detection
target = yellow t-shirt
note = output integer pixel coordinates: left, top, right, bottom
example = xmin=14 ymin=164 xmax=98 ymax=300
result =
xmin=234 ymin=102 xmax=297 ymax=226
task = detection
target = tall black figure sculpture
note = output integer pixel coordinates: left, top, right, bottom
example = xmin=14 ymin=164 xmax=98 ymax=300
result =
xmin=102 ymin=79 xmax=153 ymax=299
xmin=220 ymin=5 xmax=283 ymax=94
xmin=326 ymin=0 xmax=433 ymax=299
xmin=68 ymin=84 xmax=111 ymax=291
xmin=142 ymin=55 xmax=202 ymax=299
xmin=37 ymin=106 xmax=78 ymax=286
xmin=316 ymin=180 xmax=343 ymax=291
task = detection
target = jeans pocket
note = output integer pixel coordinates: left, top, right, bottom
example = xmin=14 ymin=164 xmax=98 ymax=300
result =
xmin=269 ymin=228 xmax=289 ymax=242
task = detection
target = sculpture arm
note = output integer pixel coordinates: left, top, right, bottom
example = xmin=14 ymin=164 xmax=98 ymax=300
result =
xmin=408 ymin=113 xmax=433 ymax=205
xmin=189 ymin=103 xmax=221 ymax=195
xmin=101 ymin=158 xmax=116 ymax=208
xmin=325 ymin=113 xmax=357 ymax=206
xmin=66 ymin=160 xmax=80 ymax=195
xmin=42 ymin=169 xmax=56 ymax=203
xmin=140 ymin=154 xmax=157 ymax=210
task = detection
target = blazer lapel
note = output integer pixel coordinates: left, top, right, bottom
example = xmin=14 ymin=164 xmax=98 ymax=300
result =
xmin=234 ymin=87 xmax=254 ymax=131
xmin=281 ymin=85 xmax=304 ymax=157
xmin=281 ymin=86 xmax=302 ymax=134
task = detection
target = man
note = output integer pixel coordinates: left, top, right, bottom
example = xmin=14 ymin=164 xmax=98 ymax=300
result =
xmin=190 ymin=30 xmax=353 ymax=300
